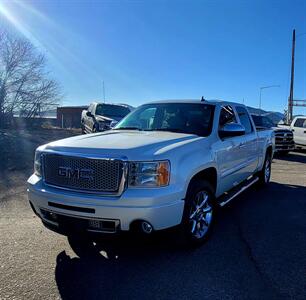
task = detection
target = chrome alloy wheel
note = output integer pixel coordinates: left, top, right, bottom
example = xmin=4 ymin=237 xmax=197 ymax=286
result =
xmin=189 ymin=191 xmax=213 ymax=239
xmin=264 ymin=157 xmax=271 ymax=183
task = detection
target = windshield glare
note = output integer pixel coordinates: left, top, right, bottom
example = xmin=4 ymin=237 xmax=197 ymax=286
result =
xmin=96 ymin=104 xmax=130 ymax=118
xmin=115 ymin=103 xmax=215 ymax=137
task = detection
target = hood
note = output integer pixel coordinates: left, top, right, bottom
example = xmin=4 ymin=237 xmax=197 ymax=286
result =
xmin=43 ymin=130 xmax=203 ymax=160
xmin=272 ymin=127 xmax=292 ymax=132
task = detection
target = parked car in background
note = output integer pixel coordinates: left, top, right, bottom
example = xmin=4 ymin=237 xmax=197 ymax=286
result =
xmin=81 ymin=102 xmax=133 ymax=134
xmin=289 ymin=116 xmax=306 ymax=149
xmin=28 ymin=99 xmax=274 ymax=250
xmin=251 ymin=114 xmax=294 ymax=155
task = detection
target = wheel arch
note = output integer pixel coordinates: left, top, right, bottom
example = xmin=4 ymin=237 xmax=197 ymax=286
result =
xmin=185 ymin=167 xmax=217 ymax=198
xmin=266 ymin=145 xmax=273 ymax=158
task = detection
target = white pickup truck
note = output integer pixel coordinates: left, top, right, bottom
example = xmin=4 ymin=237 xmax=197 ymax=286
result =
xmin=290 ymin=116 xmax=306 ymax=149
xmin=27 ymin=100 xmax=274 ymax=249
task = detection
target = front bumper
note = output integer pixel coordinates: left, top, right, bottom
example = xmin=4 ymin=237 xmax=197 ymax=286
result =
xmin=274 ymin=142 xmax=295 ymax=152
xmin=27 ymin=175 xmax=185 ymax=234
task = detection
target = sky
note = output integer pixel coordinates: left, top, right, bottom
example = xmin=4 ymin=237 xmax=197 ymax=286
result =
xmin=0 ymin=0 xmax=306 ymax=115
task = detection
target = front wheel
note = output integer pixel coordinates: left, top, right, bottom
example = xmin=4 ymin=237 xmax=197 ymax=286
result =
xmin=258 ymin=152 xmax=272 ymax=186
xmin=179 ymin=180 xmax=216 ymax=247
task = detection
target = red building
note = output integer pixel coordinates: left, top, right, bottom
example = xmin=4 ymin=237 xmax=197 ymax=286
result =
xmin=57 ymin=106 xmax=88 ymax=128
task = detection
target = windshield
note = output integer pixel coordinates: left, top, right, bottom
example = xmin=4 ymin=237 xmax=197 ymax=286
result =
xmin=96 ymin=104 xmax=130 ymax=118
xmin=115 ymin=103 xmax=215 ymax=137
xmin=252 ymin=115 xmax=275 ymax=128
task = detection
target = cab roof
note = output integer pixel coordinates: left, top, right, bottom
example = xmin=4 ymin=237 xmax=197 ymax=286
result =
xmin=146 ymin=99 xmax=245 ymax=107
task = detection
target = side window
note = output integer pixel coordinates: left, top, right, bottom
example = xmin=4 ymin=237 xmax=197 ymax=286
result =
xmin=219 ymin=105 xmax=237 ymax=127
xmin=294 ymin=118 xmax=306 ymax=128
xmin=236 ymin=106 xmax=253 ymax=134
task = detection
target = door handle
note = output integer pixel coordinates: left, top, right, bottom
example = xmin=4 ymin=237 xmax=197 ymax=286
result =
xmin=239 ymin=142 xmax=246 ymax=148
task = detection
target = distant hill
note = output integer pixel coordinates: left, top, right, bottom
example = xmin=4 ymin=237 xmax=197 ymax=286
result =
xmin=247 ymin=106 xmax=284 ymax=125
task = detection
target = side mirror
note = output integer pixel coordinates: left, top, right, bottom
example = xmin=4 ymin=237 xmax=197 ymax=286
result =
xmin=86 ymin=111 xmax=92 ymax=117
xmin=219 ymin=123 xmax=245 ymax=138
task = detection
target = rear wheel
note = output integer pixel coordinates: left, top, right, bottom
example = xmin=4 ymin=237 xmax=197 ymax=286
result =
xmin=179 ymin=180 xmax=216 ymax=246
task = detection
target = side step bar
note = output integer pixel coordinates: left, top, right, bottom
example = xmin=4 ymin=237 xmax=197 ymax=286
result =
xmin=219 ymin=176 xmax=259 ymax=207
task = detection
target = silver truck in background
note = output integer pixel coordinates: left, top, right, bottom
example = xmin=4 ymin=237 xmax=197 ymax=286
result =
xmin=251 ymin=114 xmax=294 ymax=155
xmin=81 ymin=102 xmax=133 ymax=134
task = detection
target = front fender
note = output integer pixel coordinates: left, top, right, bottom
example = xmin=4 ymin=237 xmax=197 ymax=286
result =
xmin=174 ymin=147 xmax=217 ymax=199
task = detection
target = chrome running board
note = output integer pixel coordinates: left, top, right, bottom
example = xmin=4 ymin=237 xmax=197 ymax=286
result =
xmin=219 ymin=177 xmax=259 ymax=207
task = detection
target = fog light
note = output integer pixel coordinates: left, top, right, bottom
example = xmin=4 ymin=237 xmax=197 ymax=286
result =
xmin=40 ymin=209 xmax=58 ymax=222
xmin=141 ymin=221 xmax=153 ymax=234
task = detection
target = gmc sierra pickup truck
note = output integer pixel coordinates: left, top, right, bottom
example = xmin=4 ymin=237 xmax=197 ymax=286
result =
xmin=27 ymin=100 xmax=274 ymax=249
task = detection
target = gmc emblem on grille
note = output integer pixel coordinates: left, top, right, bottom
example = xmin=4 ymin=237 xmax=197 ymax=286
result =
xmin=58 ymin=167 xmax=94 ymax=181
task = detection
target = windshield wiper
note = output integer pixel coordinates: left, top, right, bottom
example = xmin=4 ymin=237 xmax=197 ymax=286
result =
xmin=114 ymin=126 xmax=142 ymax=131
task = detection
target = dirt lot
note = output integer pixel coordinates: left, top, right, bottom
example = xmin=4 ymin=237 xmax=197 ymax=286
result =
xmin=0 ymin=129 xmax=306 ymax=299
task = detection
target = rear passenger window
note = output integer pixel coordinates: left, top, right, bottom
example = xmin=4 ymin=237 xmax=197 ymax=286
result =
xmin=236 ymin=106 xmax=253 ymax=134
xmin=219 ymin=105 xmax=237 ymax=127
xmin=294 ymin=118 xmax=306 ymax=128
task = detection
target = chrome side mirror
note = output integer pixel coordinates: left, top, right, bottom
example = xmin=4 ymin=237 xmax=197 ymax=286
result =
xmin=219 ymin=123 xmax=245 ymax=138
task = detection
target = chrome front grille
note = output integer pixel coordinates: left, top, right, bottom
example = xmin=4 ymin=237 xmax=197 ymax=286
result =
xmin=42 ymin=153 xmax=125 ymax=194
xmin=274 ymin=131 xmax=294 ymax=143
xmin=274 ymin=130 xmax=294 ymax=151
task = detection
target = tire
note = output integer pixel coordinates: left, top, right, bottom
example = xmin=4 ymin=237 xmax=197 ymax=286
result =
xmin=178 ymin=179 xmax=216 ymax=247
xmin=280 ymin=151 xmax=290 ymax=156
xmin=92 ymin=124 xmax=99 ymax=133
xmin=67 ymin=235 xmax=98 ymax=257
xmin=257 ymin=151 xmax=272 ymax=186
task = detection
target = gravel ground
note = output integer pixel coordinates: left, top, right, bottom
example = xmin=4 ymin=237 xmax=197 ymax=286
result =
xmin=0 ymin=130 xmax=305 ymax=299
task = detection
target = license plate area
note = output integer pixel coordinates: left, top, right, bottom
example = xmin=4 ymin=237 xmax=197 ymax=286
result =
xmin=40 ymin=209 xmax=120 ymax=233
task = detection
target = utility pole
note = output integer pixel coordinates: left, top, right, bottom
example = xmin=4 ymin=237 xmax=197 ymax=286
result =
xmin=288 ymin=29 xmax=295 ymax=124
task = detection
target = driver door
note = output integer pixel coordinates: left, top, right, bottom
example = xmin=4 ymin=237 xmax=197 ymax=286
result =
xmin=215 ymin=105 xmax=245 ymax=194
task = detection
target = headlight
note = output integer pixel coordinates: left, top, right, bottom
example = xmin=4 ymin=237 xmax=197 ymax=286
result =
xmin=128 ymin=161 xmax=170 ymax=187
xmin=110 ymin=120 xmax=118 ymax=128
xmin=98 ymin=122 xmax=105 ymax=130
xmin=34 ymin=150 xmax=42 ymax=176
